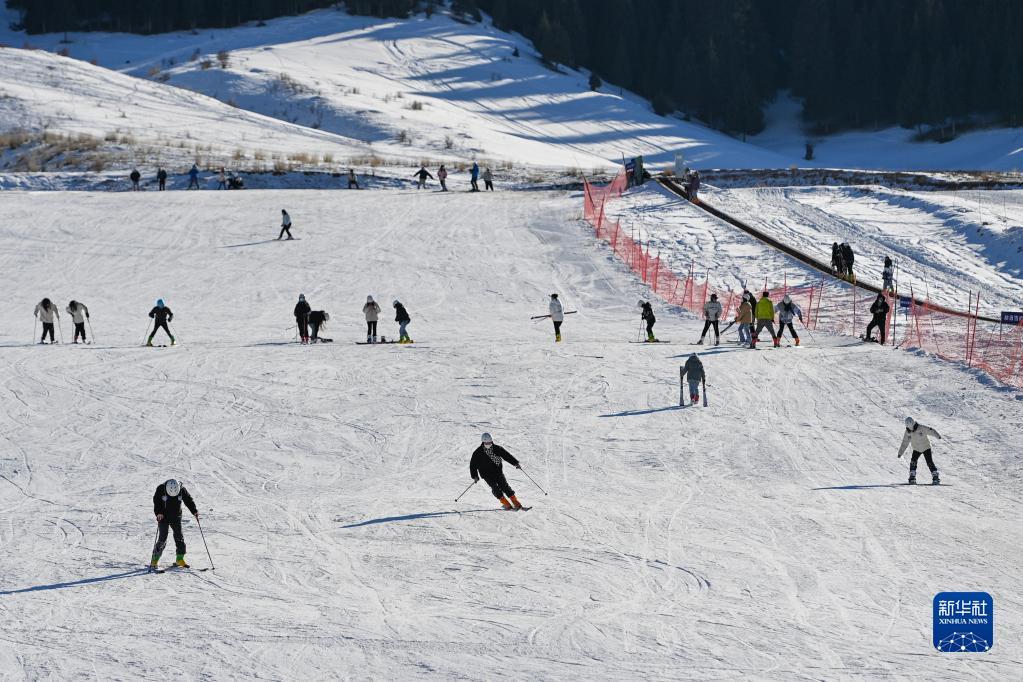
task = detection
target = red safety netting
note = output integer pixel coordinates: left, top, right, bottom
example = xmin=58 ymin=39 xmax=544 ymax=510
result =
xmin=582 ymin=175 xmax=1023 ymax=388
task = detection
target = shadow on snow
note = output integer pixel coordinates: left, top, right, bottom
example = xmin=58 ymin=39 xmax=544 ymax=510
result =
xmin=340 ymin=508 xmax=502 ymax=529
xmin=599 ymin=405 xmax=686 ymax=417
xmin=0 ymin=568 xmax=149 ymax=595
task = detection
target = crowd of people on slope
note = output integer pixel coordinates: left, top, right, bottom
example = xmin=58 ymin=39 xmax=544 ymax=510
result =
xmin=414 ymin=161 xmax=495 ymax=192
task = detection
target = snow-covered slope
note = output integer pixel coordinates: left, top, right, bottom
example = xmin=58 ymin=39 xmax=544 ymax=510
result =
xmin=1 ymin=188 xmax=1021 ymax=678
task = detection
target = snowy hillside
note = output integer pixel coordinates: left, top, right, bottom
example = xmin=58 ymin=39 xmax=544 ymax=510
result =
xmin=1 ymin=188 xmax=1021 ymax=677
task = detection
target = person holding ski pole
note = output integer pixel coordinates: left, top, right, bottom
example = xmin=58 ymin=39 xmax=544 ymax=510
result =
xmin=150 ymin=478 xmax=198 ymax=569
xmin=865 ymin=292 xmax=891 ymax=343
xmin=66 ymin=300 xmax=90 ymax=344
xmin=698 ymin=293 xmax=722 ymax=345
xmin=775 ymin=294 xmax=803 ymax=346
xmin=413 ymin=165 xmax=434 ymax=189
xmin=549 ymin=293 xmax=564 ymax=342
xmin=393 ymin=300 xmax=412 ymax=344
xmin=680 ymin=352 xmax=705 ymax=405
xmin=638 ymin=299 xmax=657 ymax=342
xmin=34 ymin=297 xmax=60 ymax=344
xmin=147 ymin=299 xmax=175 ymax=346
xmin=363 ymin=295 xmax=381 ymax=343
xmin=294 ymin=293 xmax=310 ymax=344
xmin=469 ymin=433 xmax=525 ymax=510
xmin=278 ymin=209 xmax=293 ymax=240
xmin=752 ymin=291 xmax=779 ymax=348
xmin=736 ymin=293 xmax=754 ymax=347
xmin=898 ymin=417 xmax=942 ymax=485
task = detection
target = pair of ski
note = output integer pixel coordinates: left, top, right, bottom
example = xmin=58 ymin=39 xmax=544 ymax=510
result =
xmin=146 ymin=565 xmax=211 ymax=574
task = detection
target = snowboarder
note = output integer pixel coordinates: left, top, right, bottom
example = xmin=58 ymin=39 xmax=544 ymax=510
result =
xmin=217 ymin=167 xmax=227 ymax=190
xmin=898 ymin=417 xmax=942 ymax=484
xmin=393 ymin=300 xmax=412 ymax=344
xmin=413 ymin=165 xmax=434 ymax=189
xmin=470 ymin=161 xmax=480 ymax=192
xmin=308 ymin=310 xmax=330 ymax=343
xmin=278 ymin=209 xmax=293 ymax=240
xmin=294 ymin=294 xmax=310 ymax=344
xmin=483 ymin=166 xmax=494 ymax=191
xmin=736 ymin=293 xmax=754 ymax=347
xmin=34 ymin=298 xmax=60 ymax=344
xmin=864 ymin=292 xmax=890 ymax=343
xmin=774 ymin=294 xmax=803 ymax=345
xmin=150 ymin=478 xmax=198 ymax=569
xmin=187 ymin=163 xmax=200 ymax=189
xmin=469 ymin=433 xmax=525 ymax=510
xmin=753 ymin=291 xmax=779 ymax=348
xmin=363 ymin=295 xmax=381 ymax=343
xmin=638 ymin=299 xmax=656 ymax=342
xmin=549 ymin=293 xmax=564 ymax=342
xmin=66 ymin=300 xmax=90 ymax=344
xmin=882 ymin=256 xmax=894 ymax=294
xmin=157 ymin=167 xmax=168 ymax=191
xmin=437 ymin=165 xmax=448 ymax=191
xmin=698 ymin=293 xmax=722 ymax=345
xmin=831 ymin=242 xmax=844 ymax=275
xmin=147 ymin=299 xmax=175 ymax=346
xmin=130 ymin=168 xmax=141 ymax=191
xmin=841 ymin=242 xmax=855 ymax=280
xmin=680 ymin=352 xmax=704 ymax=405
xmin=347 ymin=169 xmax=359 ymax=190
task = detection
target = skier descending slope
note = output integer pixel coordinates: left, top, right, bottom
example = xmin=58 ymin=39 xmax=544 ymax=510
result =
xmin=549 ymin=293 xmax=564 ymax=342
xmin=638 ymin=299 xmax=657 ymax=342
xmin=899 ymin=417 xmax=942 ymax=485
xmin=34 ymin=297 xmax=60 ymax=344
xmin=294 ymin=294 xmax=311 ymax=344
xmin=66 ymin=300 xmax=90 ymax=344
xmin=774 ymin=295 xmax=803 ymax=346
xmin=680 ymin=353 xmax=705 ymax=405
xmin=470 ymin=433 xmax=526 ymax=510
xmin=147 ymin=299 xmax=175 ymax=346
xmin=150 ymin=478 xmax=198 ymax=569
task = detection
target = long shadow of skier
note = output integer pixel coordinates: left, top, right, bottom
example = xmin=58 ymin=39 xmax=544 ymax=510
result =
xmin=599 ymin=405 xmax=685 ymax=417
xmin=0 ymin=567 xmax=149 ymax=595
xmin=339 ymin=509 xmax=502 ymax=529
xmin=813 ymin=483 xmax=910 ymax=491
xmin=221 ymin=239 xmax=288 ymax=249
xmin=669 ymin=346 xmax=742 ymax=358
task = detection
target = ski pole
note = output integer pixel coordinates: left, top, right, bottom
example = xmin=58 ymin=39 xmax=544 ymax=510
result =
xmin=194 ymin=515 xmax=215 ymax=570
xmin=517 ymin=466 xmax=547 ymax=495
xmin=800 ymin=319 xmax=816 ymax=341
xmin=32 ymin=317 xmax=37 ymax=344
xmin=454 ymin=479 xmax=476 ymax=501
xmin=141 ymin=319 xmax=152 ymax=345
xmin=149 ymin=521 xmax=161 ymax=569
xmin=87 ymin=317 xmax=96 ymax=344
xmin=56 ymin=316 xmax=64 ymax=344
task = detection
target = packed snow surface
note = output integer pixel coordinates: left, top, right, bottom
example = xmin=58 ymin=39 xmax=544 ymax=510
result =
xmin=1 ymin=189 xmax=1021 ymax=678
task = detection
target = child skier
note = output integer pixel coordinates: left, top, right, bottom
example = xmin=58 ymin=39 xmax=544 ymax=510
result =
xmin=294 ymin=293 xmax=310 ymax=344
xmin=469 ymin=433 xmax=525 ymax=510
xmin=753 ymin=291 xmax=779 ymax=348
xmin=638 ymin=299 xmax=656 ymax=342
xmin=34 ymin=298 xmax=60 ymax=344
xmin=363 ymin=296 xmax=381 ymax=343
xmin=278 ymin=210 xmax=293 ymax=240
xmin=698 ymin=293 xmax=722 ymax=345
xmin=66 ymin=300 xmax=90 ymax=344
xmin=147 ymin=299 xmax=175 ymax=346
xmin=150 ymin=478 xmax=198 ymax=569
xmin=774 ymin=294 xmax=803 ymax=345
xmin=549 ymin=293 xmax=564 ymax=342
xmin=898 ymin=417 xmax=942 ymax=484
xmin=680 ymin=353 xmax=705 ymax=405
xmin=393 ymin=300 xmax=412 ymax=343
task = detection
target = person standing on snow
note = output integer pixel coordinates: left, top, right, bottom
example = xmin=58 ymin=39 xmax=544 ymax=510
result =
xmin=470 ymin=161 xmax=480 ymax=192
xmin=363 ymin=295 xmax=381 ymax=343
xmin=147 ymin=299 xmax=175 ymax=346
xmin=864 ymin=292 xmax=890 ymax=343
xmin=294 ymin=294 xmax=311 ymax=344
xmin=187 ymin=163 xmax=200 ymax=189
xmin=841 ymin=242 xmax=855 ymax=280
xmin=898 ymin=417 xmax=942 ymax=485
xmin=278 ymin=209 xmax=293 ymax=240
xmin=347 ymin=169 xmax=359 ymax=190
xmin=831 ymin=242 xmax=844 ymax=275
xmin=736 ymin=293 xmax=754 ymax=347
xmin=413 ymin=165 xmax=434 ymax=189
xmin=549 ymin=293 xmax=564 ymax=342
xmin=698 ymin=293 xmax=723 ymax=345
xmin=483 ymin=167 xmax=494 ymax=191
xmin=688 ymin=170 xmax=701 ymax=202
xmin=308 ymin=310 xmax=330 ymax=343
xmin=437 ymin=165 xmax=448 ymax=191
xmin=157 ymin=167 xmax=168 ymax=191
xmin=882 ymin=256 xmax=895 ymax=294
xmin=217 ymin=167 xmax=227 ymax=190
xmin=753 ymin=291 xmax=779 ymax=348
xmin=393 ymin=300 xmax=412 ymax=344
xmin=774 ymin=294 xmax=803 ymax=345
xmin=34 ymin=298 xmax=60 ymax=344
xmin=66 ymin=300 xmax=90 ymax=344
xmin=469 ymin=433 xmax=525 ymax=510
xmin=150 ymin=478 xmax=198 ymax=569
xmin=130 ymin=168 xmax=141 ymax=191
xmin=680 ymin=352 xmax=705 ymax=405
xmin=638 ymin=299 xmax=656 ymax=342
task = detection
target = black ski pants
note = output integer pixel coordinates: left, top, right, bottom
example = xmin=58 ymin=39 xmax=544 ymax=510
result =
xmin=158 ymin=179 xmax=166 ymax=190
xmin=279 ymin=225 xmax=293 ymax=239
xmin=366 ymin=321 xmax=377 ymax=337
xmin=296 ymin=314 xmax=308 ymax=340
xmin=153 ymin=517 xmax=186 ymax=557
xmin=73 ymin=322 xmax=86 ymax=342
xmin=149 ymin=320 xmax=172 ymax=341
xmin=754 ymin=320 xmax=777 ymax=340
xmin=778 ymin=321 xmax=799 ymax=340
xmin=700 ymin=320 xmax=719 ymax=340
xmin=470 ymin=178 xmax=479 ymax=191
xmin=310 ymin=321 xmax=321 ymax=341
xmin=646 ymin=318 xmax=655 ymax=336
xmin=485 ymin=180 xmax=494 ymax=191
xmin=865 ymin=315 xmax=886 ymax=343
xmin=553 ymin=320 xmax=562 ymax=337
xmin=41 ymin=322 xmax=55 ymax=343
xmin=909 ymin=448 xmax=937 ymax=474
xmin=484 ymin=472 xmax=514 ymax=499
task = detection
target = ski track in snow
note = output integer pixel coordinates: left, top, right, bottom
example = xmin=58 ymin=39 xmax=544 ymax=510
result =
xmin=0 ymin=190 xmax=1021 ymax=678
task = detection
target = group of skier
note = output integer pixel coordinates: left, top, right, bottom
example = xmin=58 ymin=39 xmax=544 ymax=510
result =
xmin=414 ymin=161 xmax=494 ymax=192
xmin=831 ymin=242 xmax=856 ymax=280
xmin=32 ymin=298 xmax=90 ymax=344
xmin=291 ymin=294 xmax=413 ymax=344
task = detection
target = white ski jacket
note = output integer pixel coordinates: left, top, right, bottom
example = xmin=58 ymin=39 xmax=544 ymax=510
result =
xmin=34 ymin=303 xmax=59 ymax=323
xmin=363 ymin=300 xmax=381 ymax=321
xmin=549 ymin=298 xmax=564 ymax=322
xmin=898 ymin=424 xmax=941 ymax=456
xmin=703 ymin=300 xmax=722 ymax=321
xmin=774 ymin=301 xmax=802 ymax=323
xmin=66 ymin=303 xmax=89 ymax=323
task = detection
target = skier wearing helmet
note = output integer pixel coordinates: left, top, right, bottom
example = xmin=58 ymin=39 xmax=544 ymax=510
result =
xmin=679 ymin=352 xmax=705 ymax=405
xmin=146 ymin=299 xmax=174 ymax=346
xmin=898 ymin=417 xmax=942 ymax=484
xmin=363 ymin=296 xmax=381 ymax=343
xmin=698 ymin=293 xmax=723 ymax=345
xmin=638 ymin=300 xmax=656 ymax=342
xmin=774 ymin=294 xmax=803 ymax=346
xmin=469 ymin=433 xmax=525 ymax=510
xmin=150 ymin=478 xmax=198 ymax=569
xmin=393 ymin=300 xmax=412 ymax=344
xmin=294 ymin=294 xmax=311 ymax=344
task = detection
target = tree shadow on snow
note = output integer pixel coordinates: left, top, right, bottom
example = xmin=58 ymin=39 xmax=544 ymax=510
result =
xmin=0 ymin=567 xmax=149 ymax=595
xmin=340 ymin=509 xmax=501 ymax=529
xmin=599 ymin=405 xmax=685 ymax=417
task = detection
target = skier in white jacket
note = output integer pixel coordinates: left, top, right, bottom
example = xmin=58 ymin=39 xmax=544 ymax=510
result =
xmin=66 ymin=300 xmax=90 ymax=344
xmin=549 ymin=293 xmax=564 ymax=342
xmin=34 ymin=298 xmax=60 ymax=344
xmin=774 ymin=295 xmax=803 ymax=346
xmin=363 ymin=295 xmax=381 ymax=343
xmin=697 ymin=294 xmax=722 ymax=345
xmin=898 ymin=417 xmax=942 ymax=484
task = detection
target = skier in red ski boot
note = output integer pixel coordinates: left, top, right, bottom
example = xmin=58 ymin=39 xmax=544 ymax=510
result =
xmin=469 ymin=433 xmax=525 ymax=510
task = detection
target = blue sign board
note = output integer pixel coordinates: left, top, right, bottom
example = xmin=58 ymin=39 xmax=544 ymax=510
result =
xmin=933 ymin=592 xmax=993 ymax=652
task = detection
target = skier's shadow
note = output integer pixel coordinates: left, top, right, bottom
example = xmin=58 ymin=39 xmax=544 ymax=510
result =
xmin=339 ymin=509 xmax=501 ymax=529
xmin=220 ymin=239 xmax=281 ymax=249
xmin=599 ymin=405 xmax=685 ymax=417
xmin=0 ymin=567 xmax=148 ymax=595
xmin=812 ymin=483 xmax=907 ymax=491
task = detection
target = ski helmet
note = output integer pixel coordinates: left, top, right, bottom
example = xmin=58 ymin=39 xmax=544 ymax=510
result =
xmin=710 ymin=293 xmax=717 ymax=300
xmin=638 ymin=300 xmax=645 ymax=307
xmin=393 ymin=300 xmax=400 ymax=308
xmin=550 ymin=293 xmax=558 ymax=299
xmin=165 ymin=479 xmax=181 ymax=496
xmin=783 ymin=295 xmax=791 ymax=304
xmin=904 ymin=417 xmax=916 ymax=429
xmin=367 ymin=295 xmax=374 ymax=303
xmin=156 ymin=299 xmax=165 ymax=307
xmin=298 ymin=294 xmax=305 ymax=301
xmin=481 ymin=432 xmax=493 ymax=444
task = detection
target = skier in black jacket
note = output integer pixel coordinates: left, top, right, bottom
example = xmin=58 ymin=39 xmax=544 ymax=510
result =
xmin=146 ymin=299 xmax=174 ymax=346
xmin=638 ymin=299 xmax=656 ymax=342
xmin=469 ymin=433 xmax=524 ymax=510
xmin=150 ymin=478 xmax=198 ymax=569
xmin=393 ymin=300 xmax=412 ymax=343
xmin=841 ymin=242 xmax=855 ymax=279
xmin=294 ymin=294 xmax=310 ymax=344
xmin=864 ymin=293 xmax=890 ymax=343
xmin=308 ymin=310 xmax=330 ymax=343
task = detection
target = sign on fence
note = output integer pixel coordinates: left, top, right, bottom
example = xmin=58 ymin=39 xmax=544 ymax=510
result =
xmin=1001 ymin=311 xmax=1023 ymax=325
